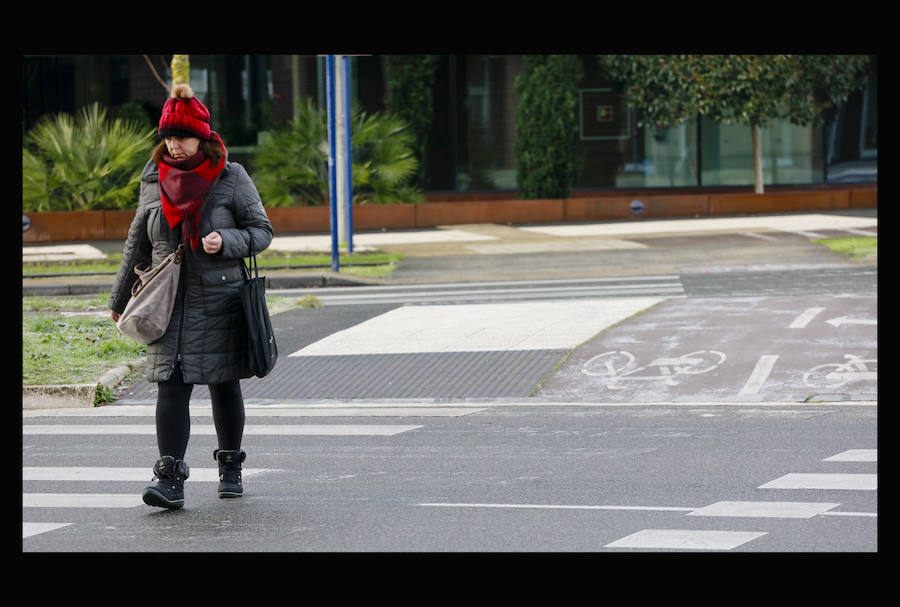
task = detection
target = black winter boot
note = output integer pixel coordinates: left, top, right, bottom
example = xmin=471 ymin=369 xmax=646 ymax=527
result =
xmin=142 ymin=456 xmax=189 ymax=509
xmin=214 ymin=449 xmax=246 ymax=498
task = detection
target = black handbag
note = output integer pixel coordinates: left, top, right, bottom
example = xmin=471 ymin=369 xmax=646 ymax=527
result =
xmin=240 ymin=241 xmax=278 ymax=378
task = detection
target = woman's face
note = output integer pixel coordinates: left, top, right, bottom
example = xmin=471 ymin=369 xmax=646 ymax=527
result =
xmin=165 ymin=136 xmax=201 ymax=160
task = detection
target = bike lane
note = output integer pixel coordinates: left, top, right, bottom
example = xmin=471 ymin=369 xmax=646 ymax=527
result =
xmin=536 ymin=294 xmax=877 ymax=403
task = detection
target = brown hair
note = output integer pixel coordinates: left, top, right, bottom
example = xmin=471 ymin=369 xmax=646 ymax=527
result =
xmin=151 ymin=137 xmax=225 ymax=165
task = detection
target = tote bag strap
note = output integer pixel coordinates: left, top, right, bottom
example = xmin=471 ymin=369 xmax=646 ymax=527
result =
xmin=243 ymin=237 xmax=260 ymax=280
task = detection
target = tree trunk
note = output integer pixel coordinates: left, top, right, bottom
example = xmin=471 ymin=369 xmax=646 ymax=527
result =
xmin=751 ymin=124 xmax=764 ymax=194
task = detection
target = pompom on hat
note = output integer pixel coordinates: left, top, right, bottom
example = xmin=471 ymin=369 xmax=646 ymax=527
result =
xmin=158 ymin=84 xmax=212 ymax=140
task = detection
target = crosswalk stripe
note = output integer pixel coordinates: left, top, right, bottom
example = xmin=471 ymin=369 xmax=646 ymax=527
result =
xmin=418 ymin=502 xmax=695 ymax=513
xmin=23 ymin=405 xmax=483 ymax=418
xmin=24 ymin=493 xmax=145 ymax=508
xmin=823 ymin=449 xmax=876 ymax=462
xmin=23 ymin=403 xmax=429 ymax=542
xmin=23 ymin=424 xmax=422 ymax=436
xmin=687 ymin=501 xmax=840 ymax=519
xmin=23 ymin=522 xmax=72 ymax=538
xmin=272 ymin=277 xmax=683 ymax=304
xmin=23 ymin=467 xmax=269 ymax=482
xmin=605 ymin=529 xmax=767 ymax=550
xmin=758 ymin=473 xmax=876 ymax=490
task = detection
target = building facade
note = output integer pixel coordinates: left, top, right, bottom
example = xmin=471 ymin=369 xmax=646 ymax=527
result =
xmin=22 ymin=54 xmax=877 ymax=198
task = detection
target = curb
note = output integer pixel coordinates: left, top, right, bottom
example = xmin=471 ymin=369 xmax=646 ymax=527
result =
xmin=23 ymin=359 xmax=146 ymax=410
xmin=22 ymin=272 xmax=377 ymax=297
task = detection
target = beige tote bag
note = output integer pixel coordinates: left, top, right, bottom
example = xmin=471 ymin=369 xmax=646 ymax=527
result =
xmin=117 ymin=245 xmax=184 ymax=345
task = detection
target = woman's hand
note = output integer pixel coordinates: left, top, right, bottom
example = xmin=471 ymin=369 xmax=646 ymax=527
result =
xmin=202 ymin=231 xmax=223 ymax=254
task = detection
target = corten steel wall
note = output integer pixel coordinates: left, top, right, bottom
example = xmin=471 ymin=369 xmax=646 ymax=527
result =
xmin=22 ymin=186 xmax=877 ymax=243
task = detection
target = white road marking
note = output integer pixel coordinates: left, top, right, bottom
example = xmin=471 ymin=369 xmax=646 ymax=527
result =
xmin=420 ymin=499 xmax=868 ymax=519
xmin=826 ymin=316 xmax=876 ymax=327
xmin=23 ymin=522 xmax=72 ymax=539
xmin=418 ymin=502 xmax=694 ymax=513
xmin=22 ymin=467 xmax=269 ymax=482
xmin=23 ymin=400 xmax=880 ymax=419
xmin=23 ymin=424 xmax=421 ymax=436
xmin=308 ymin=286 xmax=683 ymax=306
xmin=297 ymin=274 xmax=680 ymax=294
xmin=759 ymin=473 xmax=877 ymax=490
xmin=739 ymin=355 xmax=780 ymax=395
xmin=23 ymin=404 xmax=484 ymax=418
xmin=23 ymin=493 xmax=144 ymax=508
xmin=688 ymin=501 xmax=840 ymax=519
xmin=823 ymin=449 xmax=877 ymax=462
xmin=605 ymin=529 xmax=767 ymax=550
xmin=290 ymin=298 xmax=663 ymax=356
xmin=740 ymin=231 xmax=780 ymax=241
xmin=789 ymin=307 xmax=825 ymax=328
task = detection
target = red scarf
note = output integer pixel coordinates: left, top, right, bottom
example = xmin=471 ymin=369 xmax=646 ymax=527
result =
xmin=159 ymin=133 xmax=226 ymax=250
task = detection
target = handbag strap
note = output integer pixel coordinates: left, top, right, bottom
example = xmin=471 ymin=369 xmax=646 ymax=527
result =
xmin=132 ymin=244 xmax=184 ymax=296
xmin=244 ymin=238 xmax=259 ymax=280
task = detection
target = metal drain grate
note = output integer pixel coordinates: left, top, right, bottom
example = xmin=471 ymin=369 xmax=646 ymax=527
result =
xmin=119 ymin=350 xmax=568 ymax=401
xmin=239 ymin=350 xmax=568 ymax=399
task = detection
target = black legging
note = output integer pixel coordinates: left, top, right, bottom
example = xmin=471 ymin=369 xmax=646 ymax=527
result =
xmin=155 ymin=365 xmax=245 ymax=461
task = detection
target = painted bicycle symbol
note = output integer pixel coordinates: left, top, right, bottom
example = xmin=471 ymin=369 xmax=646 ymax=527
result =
xmin=803 ymin=354 xmax=877 ymax=389
xmin=582 ymin=350 xmax=727 ymax=390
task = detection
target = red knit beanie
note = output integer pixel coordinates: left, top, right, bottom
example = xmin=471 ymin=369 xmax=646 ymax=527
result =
xmin=158 ymin=84 xmax=212 ymax=140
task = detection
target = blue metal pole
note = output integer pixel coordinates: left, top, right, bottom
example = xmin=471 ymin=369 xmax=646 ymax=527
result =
xmin=326 ymin=55 xmax=339 ymax=272
xmin=343 ymin=55 xmax=354 ymax=253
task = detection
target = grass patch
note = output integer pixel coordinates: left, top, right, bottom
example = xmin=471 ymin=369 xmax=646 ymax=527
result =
xmin=267 ymin=294 xmax=323 ymax=315
xmin=23 ymin=294 xmax=110 ymax=312
xmin=23 ymin=249 xmax=403 ymax=278
xmin=813 ymin=236 xmax=877 ymax=259
xmin=22 ymin=292 xmax=324 ymax=386
xmin=22 ymin=311 xmax=146 ymax=385
xmin=22 ymin=256 xmax=123 ymax=275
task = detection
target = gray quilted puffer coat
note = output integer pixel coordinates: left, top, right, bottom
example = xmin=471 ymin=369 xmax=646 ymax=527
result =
xmin=109 ymin=158 xmax=273 ymax=385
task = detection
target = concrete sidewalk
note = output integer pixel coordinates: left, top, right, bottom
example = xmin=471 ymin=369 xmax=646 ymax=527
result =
xmin=22 ymin=209 xmax=878 ymax=294
xmin=22 ymin=209 xmax=877 ymax=408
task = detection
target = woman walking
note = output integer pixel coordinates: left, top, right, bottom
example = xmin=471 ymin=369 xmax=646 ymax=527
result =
xmin=109 ymin=84 xmax=273 ymax=509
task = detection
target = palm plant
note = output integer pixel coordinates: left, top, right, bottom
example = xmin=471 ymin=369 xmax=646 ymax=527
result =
xmin=251 ymin=99 xmax=330 ymax=206
xmin=252 ymin=98 xmax=422 ymax=206
xmin=23 ymin=103 xmax=156 ymax=211
xmin=351 ymin=107 xmax=421 ymax=204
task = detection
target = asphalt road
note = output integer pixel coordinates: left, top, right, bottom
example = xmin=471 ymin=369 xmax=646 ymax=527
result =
xmin=23 ymin=401 xmax=876 ymax=552
xmin=22 ymin=212 xmax=878 ymax=552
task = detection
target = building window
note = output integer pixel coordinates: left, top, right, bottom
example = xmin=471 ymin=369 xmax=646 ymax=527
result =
xmin=459 ymin=55 xmax=520 ymax=191
xmin=825 ymin=73 xmax=877 ymax=184
xmin=700 ymin=119 xmax=824 ymax=187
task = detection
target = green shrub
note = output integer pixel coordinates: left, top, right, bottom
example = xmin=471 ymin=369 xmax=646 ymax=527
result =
xmin=514 ymin=55 xmax=583 ymax=199
xmin=23 ymin=103 xmax=156 ymax=212
xmin=252 ymin=98 xmax=423 ymax=206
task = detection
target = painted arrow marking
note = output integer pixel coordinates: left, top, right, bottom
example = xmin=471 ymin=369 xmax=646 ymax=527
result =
xmin=826 ymin=316 xmax=877 ymax=327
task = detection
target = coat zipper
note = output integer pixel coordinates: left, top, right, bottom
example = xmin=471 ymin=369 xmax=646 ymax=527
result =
xmin=173 ymin=245 xmax=187 ymax=371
